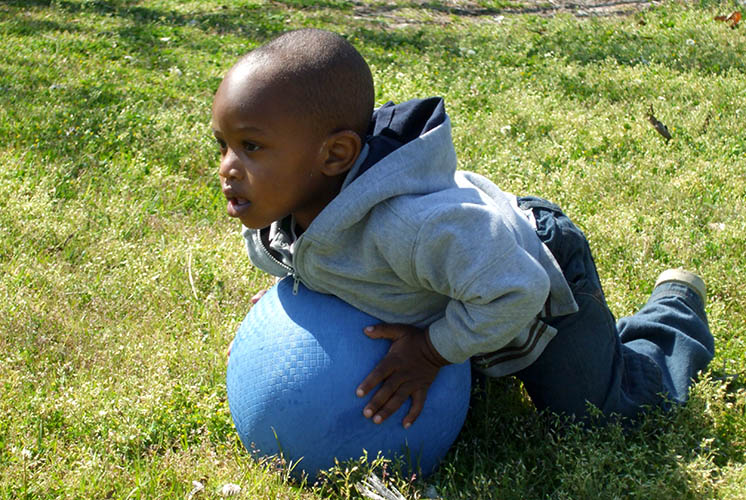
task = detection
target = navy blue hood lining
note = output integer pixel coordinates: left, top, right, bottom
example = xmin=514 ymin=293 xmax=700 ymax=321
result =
xmin=354 ymin=97 xmax=446 ymax=180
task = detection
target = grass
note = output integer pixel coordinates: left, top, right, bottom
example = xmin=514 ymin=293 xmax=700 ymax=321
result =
xmin=1 ymin=0 xmax=745 ymax=498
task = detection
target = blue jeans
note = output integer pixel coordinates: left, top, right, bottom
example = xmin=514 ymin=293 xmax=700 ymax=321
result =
xmin=514 ymin=197 xmax=714 ymax=421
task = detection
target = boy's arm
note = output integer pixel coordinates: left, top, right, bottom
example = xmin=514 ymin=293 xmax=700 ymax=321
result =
xmin=358 ymin=203 xmax=549 ymax=426
xmin=412 ymin=204 xmax=550 ymax=365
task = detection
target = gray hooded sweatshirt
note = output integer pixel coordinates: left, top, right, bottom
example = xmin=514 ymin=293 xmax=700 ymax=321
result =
xmin=243 ymin=98 xmax=578 ymax=376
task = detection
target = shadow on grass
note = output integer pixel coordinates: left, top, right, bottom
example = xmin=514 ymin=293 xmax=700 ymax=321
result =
xmin=3 ymin=0 xmax=448 ymax=64
xmin=3 ymin=0 xmax=462 ymax=70
xmin=9 ymin=0 xmax=745 ymax=76
xmin=437 ymin=375 xmax=727 ymax=498
xmin=1 ymin=15 xmax=81 ymax=35
xmin=3 ymin=0 xmax=287 ymax=45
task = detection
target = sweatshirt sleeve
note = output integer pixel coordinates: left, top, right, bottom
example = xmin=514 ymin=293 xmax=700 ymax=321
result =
xmin=412 ymin=203 xmax=550 ymax=364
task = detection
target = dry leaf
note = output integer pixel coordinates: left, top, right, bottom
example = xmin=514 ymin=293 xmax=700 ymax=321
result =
xmin=714 ymin=11 xmax=741 ymax=28
xmin=729 ymin=11 xmax=742 ymax=27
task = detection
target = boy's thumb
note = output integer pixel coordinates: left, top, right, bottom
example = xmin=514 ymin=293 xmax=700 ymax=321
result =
xmin=363 ymin=324 xmax=405 ymax=341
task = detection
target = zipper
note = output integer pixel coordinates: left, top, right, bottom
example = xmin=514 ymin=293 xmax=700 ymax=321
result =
xmin=257 ymin=232 xmax=302 ymax=295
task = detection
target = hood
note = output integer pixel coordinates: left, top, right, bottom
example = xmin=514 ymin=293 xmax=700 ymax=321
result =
xmin=346 ymin=97 xmax=448 ymax=185
xmin=311 ymin=96 xmax=458 ymax=233
xmin=244 ymin=97 xmax=458 ymax=272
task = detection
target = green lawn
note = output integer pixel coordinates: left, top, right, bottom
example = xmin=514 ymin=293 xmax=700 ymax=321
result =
xmin=1 ymin=0 xmax=745 ymax=498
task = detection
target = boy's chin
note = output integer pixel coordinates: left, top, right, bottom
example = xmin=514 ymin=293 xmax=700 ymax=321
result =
xmin=239 ymin=218 xmax=272 ymax=231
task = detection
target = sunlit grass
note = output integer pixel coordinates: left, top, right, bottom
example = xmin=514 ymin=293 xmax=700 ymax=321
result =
xmin=1 ymin=0 xmax=745 ymax=498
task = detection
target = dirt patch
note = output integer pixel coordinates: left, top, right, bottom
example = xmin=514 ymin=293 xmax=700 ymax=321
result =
xmin=502 ymin=0 xmax=657 ymax=17
xmin=351 ymin=0 xmax=657 ymax=26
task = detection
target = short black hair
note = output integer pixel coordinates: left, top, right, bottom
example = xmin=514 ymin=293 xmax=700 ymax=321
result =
xmin=239 ymin=29 xmax=374 ymax=139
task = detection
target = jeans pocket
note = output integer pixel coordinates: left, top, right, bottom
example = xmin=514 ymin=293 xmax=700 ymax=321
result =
xmin=570 ymin=278 xmax=606 ymax=306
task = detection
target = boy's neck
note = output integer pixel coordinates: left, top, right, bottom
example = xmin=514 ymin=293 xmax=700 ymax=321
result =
xmin=294 ymin=144 xmax=368 ymax=232
xmin=294 ymin=173 xmax=347 ymax=232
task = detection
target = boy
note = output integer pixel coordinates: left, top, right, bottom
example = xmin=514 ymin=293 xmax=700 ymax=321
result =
xmin=213 ymin=29 xmax=714 ymax=429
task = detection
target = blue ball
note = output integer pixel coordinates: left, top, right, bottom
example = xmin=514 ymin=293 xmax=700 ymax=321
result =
xmin=226 ymin=278 xmax=471 ymax=480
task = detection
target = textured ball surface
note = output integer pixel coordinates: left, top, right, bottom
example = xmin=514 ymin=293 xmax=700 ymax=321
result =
xmin=226 ymin=278 xmax=471 ymax=479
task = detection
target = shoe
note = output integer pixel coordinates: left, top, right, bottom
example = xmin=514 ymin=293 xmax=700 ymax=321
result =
xmin=654 ymin=269 xmax=706 ymax=304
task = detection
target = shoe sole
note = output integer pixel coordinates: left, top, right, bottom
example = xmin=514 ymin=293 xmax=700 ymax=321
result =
xmin=654 ymin=269 xmax=706 ymax=303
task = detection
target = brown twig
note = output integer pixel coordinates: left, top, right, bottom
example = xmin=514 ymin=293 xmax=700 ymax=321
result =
xmin=701 ymin=111 xmax=712 ymax=135
xmin=647 ymin=104 xmax=671 ymax=142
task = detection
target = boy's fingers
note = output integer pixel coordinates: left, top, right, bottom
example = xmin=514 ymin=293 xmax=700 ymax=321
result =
xmin=402 ymin=389 xmax=426 ymax=429
xmin=371 ymin=389 xmax=410 ymax=425
xmin=356 ymin=358 xmax=394 ymax=398
xmin=363 ymin=324 xmax=407 ymax=341
xmin=363 ymin=383 xmax=396 ymax=421
xmin=357 ymin=324 xmax=434 ymax=426
xmin=250 ymin=289 xmax=268 ymax=304
xmin=225 ymin=339 xmax=234 ymax=362
xmin=359 ymin=363 xmax=407 ymax=420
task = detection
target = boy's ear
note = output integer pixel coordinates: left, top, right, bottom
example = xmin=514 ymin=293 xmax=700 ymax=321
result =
xmin=320 ymin=130 xmax=362 ymax=177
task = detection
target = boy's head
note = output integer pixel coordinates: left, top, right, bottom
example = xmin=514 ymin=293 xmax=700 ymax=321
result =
xmin=212 ymin=29 xmax=374 ymax=231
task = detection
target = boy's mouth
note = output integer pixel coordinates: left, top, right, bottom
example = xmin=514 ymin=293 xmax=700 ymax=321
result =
xmin=226 ymin=197 xmax=251 ymax=217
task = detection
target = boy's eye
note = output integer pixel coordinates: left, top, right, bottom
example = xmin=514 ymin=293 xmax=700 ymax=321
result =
xmin=243 ymin=141 xmax=259 ymax=153
xmin=215 ymin=137 xmax=226 ymax=150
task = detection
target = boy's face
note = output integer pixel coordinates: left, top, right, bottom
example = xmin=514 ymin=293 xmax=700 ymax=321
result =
xmin=212 ymin=62 xmax=336 ymax=231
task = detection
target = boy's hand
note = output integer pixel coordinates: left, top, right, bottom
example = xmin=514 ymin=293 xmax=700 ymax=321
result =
xmin=251 ymin=288 xmax=268 ymax=304
xmin=356 ymin=324 xmax=450 ymax=428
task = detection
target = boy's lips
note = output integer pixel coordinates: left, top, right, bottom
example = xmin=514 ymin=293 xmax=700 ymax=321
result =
xmin=226 ymin=197 xmax=251 ymax=217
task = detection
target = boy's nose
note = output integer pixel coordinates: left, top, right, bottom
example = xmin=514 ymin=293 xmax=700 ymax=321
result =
xmin=218 ymin=149 xmax=242 ymax=180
